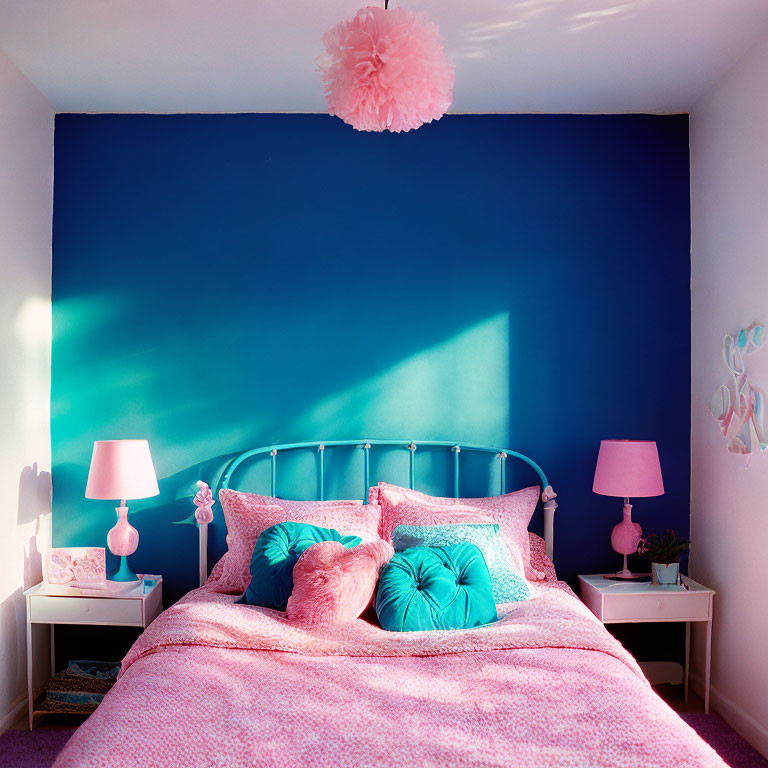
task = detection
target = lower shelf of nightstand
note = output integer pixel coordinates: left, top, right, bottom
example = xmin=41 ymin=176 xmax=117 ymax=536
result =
xmin=31 ymin=662 xmax=119 ymax=720
xmin=33 ymin=694 xmax=98 ymax=717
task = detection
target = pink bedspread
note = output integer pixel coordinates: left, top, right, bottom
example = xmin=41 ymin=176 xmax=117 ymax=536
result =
xmin=54 ymin=583 xmax=726 ymax=768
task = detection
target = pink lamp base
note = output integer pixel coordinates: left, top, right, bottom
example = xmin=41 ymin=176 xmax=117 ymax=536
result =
xmin=608 ymin=501 xmax=644 ymax=579
xmin=604 ymin=553 xmax=650 ymax=580
xmin=106 ymin=502 xmax=141 ymax=586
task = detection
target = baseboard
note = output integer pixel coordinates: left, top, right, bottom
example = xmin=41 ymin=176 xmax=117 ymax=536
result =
xmin=0 ymin=696 xmax=27 ymax=735
xmin=691 ymin=672 xmax=768 ymax=758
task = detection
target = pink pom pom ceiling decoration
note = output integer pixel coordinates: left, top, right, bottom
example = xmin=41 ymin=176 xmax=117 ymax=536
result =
xmin=318 ymin=2 xmax=454 ymax=133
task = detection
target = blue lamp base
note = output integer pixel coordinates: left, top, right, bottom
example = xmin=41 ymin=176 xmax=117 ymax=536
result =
xmin=110 ymin=555 xmax=139 ymax=582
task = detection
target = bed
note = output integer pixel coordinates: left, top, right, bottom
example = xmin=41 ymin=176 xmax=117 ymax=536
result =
xmin=54 ymin=440 xmax=726 ymax=768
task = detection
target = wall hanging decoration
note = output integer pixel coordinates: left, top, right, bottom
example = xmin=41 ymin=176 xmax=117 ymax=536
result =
xmin=709 ymin=323 xmax=767 ymax=463
xmin=317 ymin=1 xmax=454 ymax=133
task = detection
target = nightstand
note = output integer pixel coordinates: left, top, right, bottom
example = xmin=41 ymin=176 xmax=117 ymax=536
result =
xmin=24 ymin=578 xmax=162 ymax=730
xmin=578 ymin=574 xmax=714 ymax=712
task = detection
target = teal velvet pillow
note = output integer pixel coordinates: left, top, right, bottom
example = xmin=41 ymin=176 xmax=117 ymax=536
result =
xmin=375 ymin=543 xmax=497 ymax=632
xmin=240 ymin=522 xmax=361 ymax=610
xmin=391 ymin=523 xmax=531 ymax=604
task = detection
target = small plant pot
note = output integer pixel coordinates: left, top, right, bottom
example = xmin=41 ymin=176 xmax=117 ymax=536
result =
xmin=651 ymin=562 xmax=680 ymax=585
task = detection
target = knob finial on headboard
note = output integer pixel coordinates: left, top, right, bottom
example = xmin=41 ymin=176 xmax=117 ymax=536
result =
xmin=193 ymin=481 xmax=215 ymax=525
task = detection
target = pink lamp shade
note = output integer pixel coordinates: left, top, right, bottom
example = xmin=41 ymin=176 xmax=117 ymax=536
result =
xmin=593 ymin=440 xmax=664 ymax=499
xmin=86 ymin=440 xmax=160 ymax=501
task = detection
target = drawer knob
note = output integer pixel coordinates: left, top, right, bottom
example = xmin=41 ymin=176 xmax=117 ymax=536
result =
xmin=656 ymin=601 xmax=662 ymax=609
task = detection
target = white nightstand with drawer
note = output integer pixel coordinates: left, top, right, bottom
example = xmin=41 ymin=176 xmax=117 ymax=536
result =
xmin=578 ymin=574 xmax=714 ymax=712
xmin=24 ymin=579 xmax=162 ymax=729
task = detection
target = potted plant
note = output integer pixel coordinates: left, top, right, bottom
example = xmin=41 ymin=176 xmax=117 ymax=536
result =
xmin=637 ymin=530 xmax=690 ymax=585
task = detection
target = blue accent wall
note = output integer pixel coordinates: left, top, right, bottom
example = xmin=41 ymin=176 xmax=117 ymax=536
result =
xmin=52 ymin=114 xmax=691 ymax=603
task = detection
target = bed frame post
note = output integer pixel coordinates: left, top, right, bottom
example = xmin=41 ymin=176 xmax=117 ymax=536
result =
xmin=199 ymin=523 xmax=208 ymax=588
xmin=193 ymin=481 xmax=215 ymax=588
xmin=541 ymin=486 xmax=558 ymax=562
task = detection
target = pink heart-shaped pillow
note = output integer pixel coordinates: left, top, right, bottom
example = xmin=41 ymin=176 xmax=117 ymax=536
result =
xmin=286 ymin=539 xmax=394 ymax=626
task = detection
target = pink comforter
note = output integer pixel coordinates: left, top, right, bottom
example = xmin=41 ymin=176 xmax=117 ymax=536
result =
xmin=54 ymin=583 xmax=726 ymax=768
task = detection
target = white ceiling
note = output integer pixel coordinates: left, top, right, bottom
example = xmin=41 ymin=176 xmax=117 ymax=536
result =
xmin=1 ymin=0 xmax=767 ymax=114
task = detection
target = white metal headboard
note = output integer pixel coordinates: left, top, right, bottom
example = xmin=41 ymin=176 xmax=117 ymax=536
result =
xmin=193 ymin=439 xmax=558 ymax=587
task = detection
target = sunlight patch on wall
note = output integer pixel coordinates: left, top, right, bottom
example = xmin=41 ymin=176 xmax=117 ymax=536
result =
xmin=15 ymin=296 xmax=51 ymax=349
xmin=52 ymin=294 xmax=119 ymax=341
xmin=288 ymin=313 xmax=510 ymax=445
xmin=15 ymin=296 xmax=52 ymax=456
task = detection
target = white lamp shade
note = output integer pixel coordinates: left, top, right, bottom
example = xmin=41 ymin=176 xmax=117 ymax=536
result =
xmin=85 ymin=440 xmax=160 ymax=501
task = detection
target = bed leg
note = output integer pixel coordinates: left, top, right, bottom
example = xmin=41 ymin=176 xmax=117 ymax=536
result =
xmin=684 ymin=621 xmax=690 ymax=703
xmin=27 ymin=613 xmax=34 ymax=731
xmin=704 ymin=615 xmax=712 ymax=714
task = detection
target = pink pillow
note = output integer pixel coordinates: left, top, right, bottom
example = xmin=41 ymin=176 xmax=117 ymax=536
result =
xmin=371 ymin=482 xmax=541 ymax=580
xmin=286 ymin=539 xmax=394 ymax=625
xmin=528 ymin=532 xmax=557 ymax=582
xmin=209 ymin=489 xmax=381 ymax=593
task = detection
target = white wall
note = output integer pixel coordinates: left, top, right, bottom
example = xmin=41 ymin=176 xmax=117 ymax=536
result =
xmin=0 ymin=48 xmax=54 ymax=731
xmin=690 ymin=35 xmax=768 ymax=758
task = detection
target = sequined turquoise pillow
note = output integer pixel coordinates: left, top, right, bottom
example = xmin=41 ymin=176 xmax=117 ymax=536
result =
xmin=391 ymin=523 xmax=530 ymax=604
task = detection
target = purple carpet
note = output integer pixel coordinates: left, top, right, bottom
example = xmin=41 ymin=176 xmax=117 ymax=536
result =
xmin=1 ymin=715 xmax=766 ymax=767
xmin=0 ymin=728 xmax=75 ymax=768
xmin=681 ymin=714 xmax=768 ymax=768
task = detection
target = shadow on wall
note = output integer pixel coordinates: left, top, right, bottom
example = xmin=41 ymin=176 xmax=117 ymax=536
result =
xmin=58 ymin=452 xmax=235 ymax=605
xmin=19 ymin=462 xmax=52 ymax=589
xmin=50 ymin=114 xmax=692 ymax=603
xmin=127 ymin=445 xmax=546 ymax=607
xmin=54 ymin=297 xmax=691 ymax=604
xmin=67 ymin=313 xmax=516 ymax=605
xmin=0 ymin=464 xmax=52 ymax=711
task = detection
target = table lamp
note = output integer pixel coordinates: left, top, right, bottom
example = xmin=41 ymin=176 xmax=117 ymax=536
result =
xmin=85 ymin=440 xmax=160 ymax=584
xmin=593 ymin=439 xmax=664 ymax=579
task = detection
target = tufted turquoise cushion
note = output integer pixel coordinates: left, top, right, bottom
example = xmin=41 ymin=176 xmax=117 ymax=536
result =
xmin=391 ymin=523 xmax=531 ymax=604
xmin=240 ymin=522 xmax=361 ymax=610
xmin=375 ymin=543 xmax=497 ymax=632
